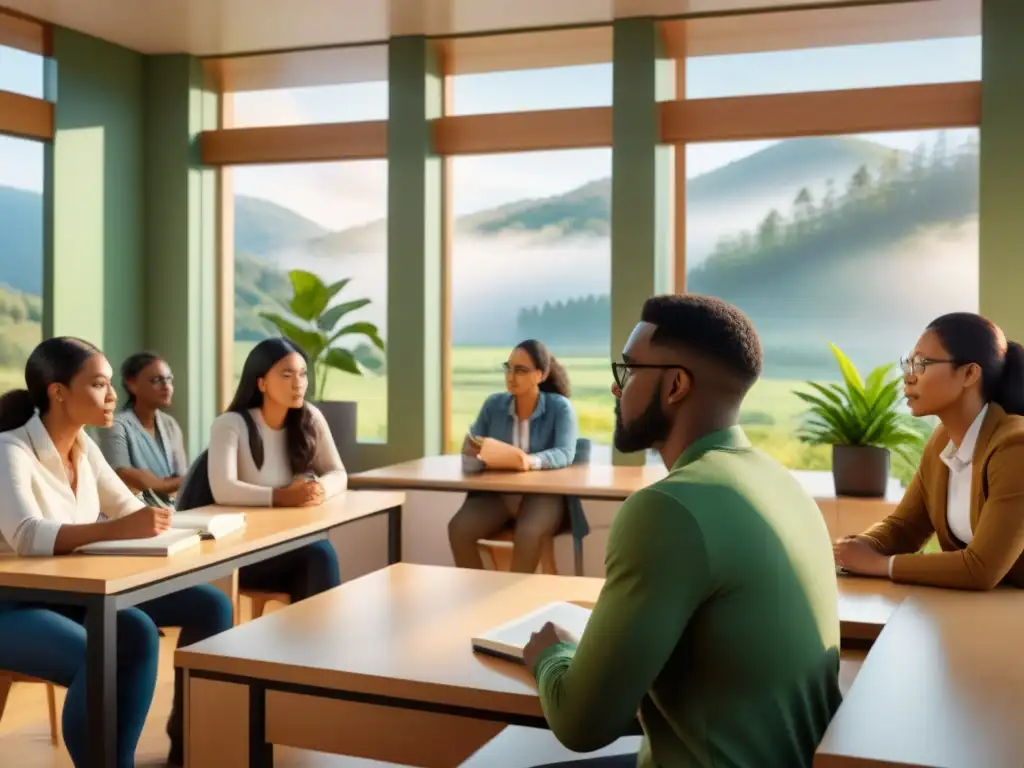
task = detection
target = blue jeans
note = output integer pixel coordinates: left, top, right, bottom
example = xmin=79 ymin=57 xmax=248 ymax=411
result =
xmin=238 ymin=539 xmax=341 ymax=602
xmin=0 ymin=584 xmax=232 ymax=768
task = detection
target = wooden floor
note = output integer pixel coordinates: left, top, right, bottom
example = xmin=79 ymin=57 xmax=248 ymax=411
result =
xmin=0 ymin=617 xmax=868 ymax=767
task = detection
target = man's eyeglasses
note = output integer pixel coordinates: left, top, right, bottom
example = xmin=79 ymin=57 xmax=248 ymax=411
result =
xmin=611 ymin=362 xmax=690 ymax=389
xmin=899 ymin=356 xmax=958 ymax=376
xmin=149 ymin=375 xmax=174 ymax=387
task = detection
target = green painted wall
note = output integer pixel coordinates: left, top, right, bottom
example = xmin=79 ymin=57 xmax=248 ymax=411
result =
xmin=45 ymin=27 xmax=145 ymax=372
xmin=609 ymin=18 xmax=674 ymax=465
xmin=979 ymin=0 xmax=1024 ymax=343
xmin=384 ymin=36 xmax=444 ymax=463
xmin=143 ymin=56 xmax=218 ymax=457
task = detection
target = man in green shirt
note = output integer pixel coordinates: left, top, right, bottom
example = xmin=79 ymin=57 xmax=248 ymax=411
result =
xmin=523 ymin=294 xmax=842 ymax=767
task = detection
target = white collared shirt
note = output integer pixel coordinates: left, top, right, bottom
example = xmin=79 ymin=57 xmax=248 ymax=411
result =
xmin=508 ymin=400 xmax=541 ymax=470
xmin=0 ymin=414 xmax=144 ymax=556
xmin=888 ymin=404 xmax=988 ymax=576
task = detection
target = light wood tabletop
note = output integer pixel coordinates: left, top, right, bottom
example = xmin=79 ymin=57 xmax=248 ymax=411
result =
xmin=177 ymin=564 xmax=917 ymax=721
xmin=348 ymin=455 xmax=904 ymax=504
xmin=834 ymin=575 xmax=921 ymax=642
xmin=0 ymin=490 xmax=405 ymax=595
xmin=816 ymin=589 xmax=1024 ymax=768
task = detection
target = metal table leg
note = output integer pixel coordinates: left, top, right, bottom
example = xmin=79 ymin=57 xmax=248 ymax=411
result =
xmin=86 ymin=595 xmax=118 ymax=767
xmin=387 ymin=505 xmax=403 ymax=564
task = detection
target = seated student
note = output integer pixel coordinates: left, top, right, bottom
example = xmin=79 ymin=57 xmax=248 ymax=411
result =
xmin=208 ymin=337 xmax=346 ymax=603
xmin=522 ymin=296 xmax=841 ymax=768
xmin=448 ymin=339 xmax=578 ymax=573
xmin=98 ymin=351 xmax=188 ymax=507
xmin=834 ymin=312 xmax=1024 ymax=590
xmin=0 ymin=337 xmax=232 ymax=768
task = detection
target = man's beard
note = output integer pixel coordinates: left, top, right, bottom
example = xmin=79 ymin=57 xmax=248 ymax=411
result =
xmin=613 ymin=393 xmax=671 ymax=454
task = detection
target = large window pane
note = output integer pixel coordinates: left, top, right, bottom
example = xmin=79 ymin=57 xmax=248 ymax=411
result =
xmin=232 ymin=81 xmax=388 ymax=127
xmin=0 ymin=135 xmax=44 ymax=394
xmin=451 ymin=64 xmax=612 ymax=115
xmin=685 ymin=130 xmax=979 ymax=473
xmin=232 ymin=160 xmax=388 ymax=442
xmin=449 ymin=149 xmax=612 ymax=452
xmin=688 ymin=37 xmax=980 ymax=99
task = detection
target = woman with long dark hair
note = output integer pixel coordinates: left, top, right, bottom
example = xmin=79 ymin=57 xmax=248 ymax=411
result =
xmin=207 ymin=337 xmax=347 ymax=602
xmin=448 ymin=339 xmax=579 ymax=573
xmin=0 ymin=338 xmax=232 ymax=767
xmin=97 ymin=351 xmax=188 ymax=507
xmin=834 ymin=312 xmax=1024 ymax=589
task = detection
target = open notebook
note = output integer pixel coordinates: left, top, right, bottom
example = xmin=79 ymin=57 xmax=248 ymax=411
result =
xmin=471 ymin=602 xmax=592 ymax=664
xmin=171 ymin=511 xmax=246 ymax=540
xmin=75 ymin=528 xmax=201 ymax=556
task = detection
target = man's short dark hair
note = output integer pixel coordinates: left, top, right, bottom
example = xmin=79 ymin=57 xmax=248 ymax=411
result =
xmin=640 ymin=294 xmax=763 ymax=388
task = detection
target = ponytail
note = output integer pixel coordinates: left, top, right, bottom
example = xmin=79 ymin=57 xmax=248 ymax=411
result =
xmin=539 ymin=355 xmax=572 ymax=398
xmin=0 ymin=389 xmax=40 ymax=433
xmin=994 ymin=340 xmax=1024 ymax=416
xmin=514 ymin=339 xmax=572 ymax=399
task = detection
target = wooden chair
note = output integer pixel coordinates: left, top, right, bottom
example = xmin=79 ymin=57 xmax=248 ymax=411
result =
xmin=234 ymin=589 xmax=291 ymax=624
xmin=0 ymin=672 xmax=59 ymax=746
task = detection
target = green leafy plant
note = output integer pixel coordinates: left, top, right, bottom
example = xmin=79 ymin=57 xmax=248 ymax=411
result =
xmin=259 ymin=269 xmax=384 ymax=399
xmin=795 ymin=343 xmax=928 ymax=466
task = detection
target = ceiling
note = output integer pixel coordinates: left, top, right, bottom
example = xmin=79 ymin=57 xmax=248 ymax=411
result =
xmin=1 ymin=0 xmax=947 ymax=56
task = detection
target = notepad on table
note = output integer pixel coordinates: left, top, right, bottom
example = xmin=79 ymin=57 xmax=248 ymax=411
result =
xmin=171 ymin=511 xmax=246 ymax=540
xmin=76 ymin=528 xmax=202 ymax=556
xmin=471 ymin=601 xmax=592 ymax=664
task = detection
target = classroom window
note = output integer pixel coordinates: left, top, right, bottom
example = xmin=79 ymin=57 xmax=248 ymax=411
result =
xmin=684 ymin=129 xmax=979 ymax=474
xmin=0 ymin=134 xmax=44 ymax=394
xmin=450 ymin=63 xmax=612 ymax=115
xmin=231 ymin=160 xmax=388 ymax=442
xmin=687 ymin=36 xmax=981 ymax=99
xmin=0 ymin=42 xmax=47 ymax=100
xmin=448 ymin=148 xmax=613 ymax=452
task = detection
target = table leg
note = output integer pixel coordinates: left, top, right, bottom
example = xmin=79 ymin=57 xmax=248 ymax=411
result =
xmin=249 ymin=684 xmax=273 ymax=767
xmin=387 ymin=505 xmax=403 ymax=564
xmin=85 ymin=595 xmax=118 ymax=767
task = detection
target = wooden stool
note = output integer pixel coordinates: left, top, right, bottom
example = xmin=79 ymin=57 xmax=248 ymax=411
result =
xmin=236 ymin=589 xmax=291 ymax=623
xmin=0 ymin=672 xmax=59 ymax=746
xmin=477 ymin=529 xmax=558 ymax=575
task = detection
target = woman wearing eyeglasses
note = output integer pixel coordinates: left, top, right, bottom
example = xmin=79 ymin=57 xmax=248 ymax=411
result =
xmin=98 ymin=352 xmax=187 ymax=508
xmin=448 ymin=339 xmax=579 ymax=573
xmin=833 ymin=312 xmax=1024 ymax=590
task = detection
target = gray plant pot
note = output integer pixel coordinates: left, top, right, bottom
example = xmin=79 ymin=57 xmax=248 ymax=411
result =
xmin=832 ymin=444 xmax=890 ymax=498
xmin=314 ymin=400 xmax=358 ymax=467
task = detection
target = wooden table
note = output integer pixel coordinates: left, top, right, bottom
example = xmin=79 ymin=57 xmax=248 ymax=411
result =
xmin=817 ymin=589 xmax=1024 ymax=767
xmin=177 ymin=565 xmax=915 ymax=767
xmin=349 ymin=456 xmax=903 ymax=573
xmin=0 ymin=490 xmax=404 ymax=768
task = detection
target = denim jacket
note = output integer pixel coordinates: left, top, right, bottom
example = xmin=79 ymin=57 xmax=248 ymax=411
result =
xmin=466 ymin=391 xmax=577 ymax=469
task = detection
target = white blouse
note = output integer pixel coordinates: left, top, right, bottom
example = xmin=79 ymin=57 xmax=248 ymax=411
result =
xmin=207 ymin=404 xmax=348 ymax=507
xmin=0 ymin=414 xmax=144 ymax=556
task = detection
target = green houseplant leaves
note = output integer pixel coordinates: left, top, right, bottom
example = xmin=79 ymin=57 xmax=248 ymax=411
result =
xmin=258 ymin=269 xmax=384 ymax=399
xmin=795 ymin=343 xmax=928 ymax=468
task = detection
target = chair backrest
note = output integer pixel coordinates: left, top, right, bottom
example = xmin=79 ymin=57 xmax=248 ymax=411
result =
xmin=573 ymin=437 xmax=592 ymax=465
xmin=175 ymin=411 xmax=264 ymax=511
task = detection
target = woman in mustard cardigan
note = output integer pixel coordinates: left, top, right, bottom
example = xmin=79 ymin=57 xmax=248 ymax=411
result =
xmin=834 ymin=312 xmax=1024 ymax=590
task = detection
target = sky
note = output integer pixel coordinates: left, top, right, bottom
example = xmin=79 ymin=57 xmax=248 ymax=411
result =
xmin=1 ymin=34 xmax=981 ymax=230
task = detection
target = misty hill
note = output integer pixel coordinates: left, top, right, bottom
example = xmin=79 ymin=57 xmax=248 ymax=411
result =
xmin=0 ymin=186 xmax=44 ymax=295
xmin=235 ymin=195 xmax=328 ymax=258
xmin=303 ymin=136 xmax=896 ymax=257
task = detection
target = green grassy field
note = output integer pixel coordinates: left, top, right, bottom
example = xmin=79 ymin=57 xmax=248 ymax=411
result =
xmin=232 ymin=343 xmax=833 ymax=471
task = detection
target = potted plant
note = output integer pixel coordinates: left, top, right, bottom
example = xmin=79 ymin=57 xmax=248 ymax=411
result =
xmin=259 ymin=269 xmax=384 ymax=461
xmin=795 ymin=343 xmax=926 ymax=498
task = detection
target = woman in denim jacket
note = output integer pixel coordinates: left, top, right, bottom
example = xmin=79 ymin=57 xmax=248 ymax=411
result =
xmin=449 ymin=339 xmax=579 ymax=573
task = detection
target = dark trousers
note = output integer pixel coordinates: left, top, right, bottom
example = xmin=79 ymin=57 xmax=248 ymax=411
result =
xmin=238 ymin=539 xmax=341 ymax=603
xmin=0 ymin=583 xmax=232 ymax=767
